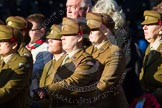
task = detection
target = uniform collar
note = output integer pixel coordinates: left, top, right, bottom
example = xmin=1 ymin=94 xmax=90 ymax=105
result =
xmin=2 ymin=54 xmax=13 ymax=63
xmin=67 ymin=48 xmax=82 ymax=58
xmin=95 ymin=40 xmax=107 ymax=49
xmin=53 ymin=52 xmax=66 ymax=61
xmin=150 ymin=39 xmax=162 ymax=50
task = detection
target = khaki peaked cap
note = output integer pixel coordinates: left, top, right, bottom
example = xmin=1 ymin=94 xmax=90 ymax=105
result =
xmin=0 ymin=25 xmax=23 ymax=43
xmin=60 ymin=17 xmax=90 ymax=38
xmin=86 ymin=12 xmax=115 ymax=31
xmin=6 ymin=16 xmax=27 ymax=30
xmin=47 ymin=24 xmax=62 ymax=39
xmin=141 ymin=10 xmax=162 ymax=25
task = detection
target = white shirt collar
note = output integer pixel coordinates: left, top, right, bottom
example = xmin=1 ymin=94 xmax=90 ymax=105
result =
xmin=67 ymin=49 xmax=81 ymax=58
xmin=95 ymin=40 xmax=107 ymax=49
xmin=2 ymin=54 xmax=13 ymax=63
xmin=150 ymin=40 xmax=162 ymax=50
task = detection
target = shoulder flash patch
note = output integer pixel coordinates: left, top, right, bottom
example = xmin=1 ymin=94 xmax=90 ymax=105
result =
xmin=18 ymin=63 xmax=24 ymax=68
xmin=19 ymin=63 xmax=30 ymax=68
xmin=86 ymin=61 xmax=94 ymax=66
xmin=24 ymin=53 xmax=31 ymax=57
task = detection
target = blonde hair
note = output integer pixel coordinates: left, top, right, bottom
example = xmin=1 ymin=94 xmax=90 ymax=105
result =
xmin=92 ymin=0 xmax=125 ymax=29
xmin=153 ymin=2 xmax=162 ymax=14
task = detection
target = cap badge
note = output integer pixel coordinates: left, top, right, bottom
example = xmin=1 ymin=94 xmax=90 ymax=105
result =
xmin=7 ymin=21 xmax=13 ymax=26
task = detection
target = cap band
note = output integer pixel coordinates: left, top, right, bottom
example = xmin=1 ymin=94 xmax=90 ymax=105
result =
xmin=158 ymin=20 xmax=162 ymax=25
xmin=9 ymin=35 xmax=17 ymax=43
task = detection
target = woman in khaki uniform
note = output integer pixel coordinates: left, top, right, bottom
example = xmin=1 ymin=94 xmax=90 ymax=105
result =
xmin=0 ymin=25 xmax=31 ymax=108
xmin=6 ymin=16 xmax=33 ymax=101
xmin=36 ymin=18 xmax=102 ymax=108
xmin=31 ymin=24 xmax=66 ymax=108
xmin=6 ymin=16 xmax=32 ymax=57
xmin=139 ymin=10 xmax=162 ymax=106
xmin=40 ymin=24 xmax=65 ymax=88
xmin=86 ymin=12 xmax=128 ymax=108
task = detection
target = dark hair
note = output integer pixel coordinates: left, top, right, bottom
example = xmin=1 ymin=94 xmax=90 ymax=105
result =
xmin=27 ymin=13 xmax=45 ymax=28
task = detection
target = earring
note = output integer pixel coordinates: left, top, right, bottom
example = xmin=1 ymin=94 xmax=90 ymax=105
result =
xmin=104 ymin=32 xmax=108 ymax=35
xmin=159 ymin=31 xmax=162 ymax=35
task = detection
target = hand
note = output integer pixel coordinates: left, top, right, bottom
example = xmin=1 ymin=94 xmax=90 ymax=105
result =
xmin=33 ymin=87 xmax=49 ymax=100
xmin=37 ymin=89 xmax=46 ymax=99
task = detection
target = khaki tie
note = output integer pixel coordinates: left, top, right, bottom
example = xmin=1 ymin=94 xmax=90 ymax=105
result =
xmin=62 ymin=55 xmax=71 ymax=65
xmin=0 ymin=59 xmax=5 ymax=71
xmin=93 ymin=46 xmax=98 ymax=53
xmin=65 ymin=55 xmax=71 ymax=63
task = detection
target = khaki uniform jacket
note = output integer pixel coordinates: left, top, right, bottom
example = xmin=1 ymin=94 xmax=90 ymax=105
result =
xmin=44 ymin=49 xmax=101 ymax=107
xmin=18 ymin=43 xmax=33 ymax=75
xmin=86 ymin=41 xmax=128 ymax=108
xmin=0 ymin=53 xmax=31 ymax=108
xmin=18 ymin=44 xmax=33 ymax=97
xmin=18 ymin=44 xmax=33 ymax=71
xmin=18 ymin=44 xmax=32 ymax=58
xmin=140 ymin=43 xmax=162 ymax=105
xmin=40 ymin=54 xmax=66 ymax=87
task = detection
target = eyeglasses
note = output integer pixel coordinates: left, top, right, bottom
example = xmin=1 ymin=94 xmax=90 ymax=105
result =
xmin=30 ymin=27 xmax=42 ymax=31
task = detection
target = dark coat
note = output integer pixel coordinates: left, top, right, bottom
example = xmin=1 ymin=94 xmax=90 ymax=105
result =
xmin=140 ymin=43 xmax=162 ymax=105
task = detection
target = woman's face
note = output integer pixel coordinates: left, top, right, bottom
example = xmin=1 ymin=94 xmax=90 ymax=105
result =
xmin=61 ymin=35 xmax=81 ymax=53
xmin=47 ymin=39 xmax=62 ymax=54
xmin=0 ymin=41 xmax=14 ymax=57
xmin=143 ymin=24 xmax=161 ymax=43
xmin=89 ymin=29 xmax=105 ymax=45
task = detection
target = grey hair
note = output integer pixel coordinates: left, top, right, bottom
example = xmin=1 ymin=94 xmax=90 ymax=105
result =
xmin=92 ymin=0 xmax=125 ymax=29
xmin=80 ymin=0 xmax=92 ymax=10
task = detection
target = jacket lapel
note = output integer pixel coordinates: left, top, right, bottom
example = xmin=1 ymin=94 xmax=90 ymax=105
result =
xmin=144 ymin=43 xmax=162 ymax=68
xmin=52 ymin=54 xmax=66 ymax=82
xmin=93 ymin=41 xmax=111 ymax=58
xmin=5 ymin=53 xmax=18 ymax=69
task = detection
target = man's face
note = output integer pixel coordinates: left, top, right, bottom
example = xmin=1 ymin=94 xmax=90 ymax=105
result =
xmin=28 ymin=21 xmax=45 ymax=43
xmin=66 ymin=0 xmax=83 ymax=19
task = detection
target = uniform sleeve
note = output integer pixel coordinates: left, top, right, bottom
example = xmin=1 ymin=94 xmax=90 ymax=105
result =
xmin=97 ymin=48 xmax=125 ymax=91
xmin=0 ymin=58 xmax=29 ymax=103
xmin=39 ymin=61 xmax=53 ymax=88
xmin=47 ymin=57 xmax=100 ymax=95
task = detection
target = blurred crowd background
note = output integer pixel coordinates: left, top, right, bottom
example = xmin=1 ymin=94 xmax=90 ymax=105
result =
xmin=0 ymin=0 xmax=161 ymax=46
